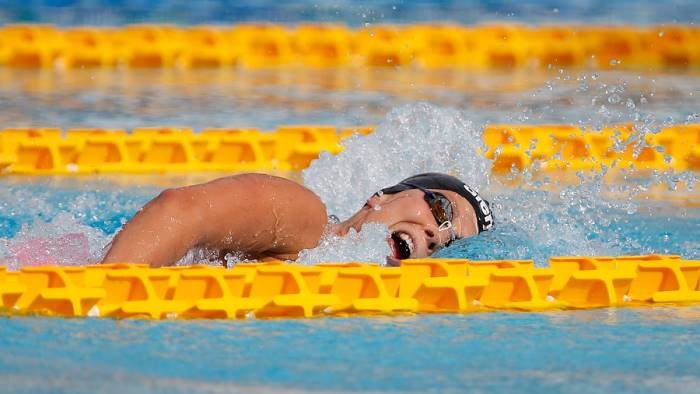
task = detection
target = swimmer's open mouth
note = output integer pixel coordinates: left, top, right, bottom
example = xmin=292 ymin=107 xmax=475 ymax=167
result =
xmin=390 ymin=231 xmax=413 ymax=260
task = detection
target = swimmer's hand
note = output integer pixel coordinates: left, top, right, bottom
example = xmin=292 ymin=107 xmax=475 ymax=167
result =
xmin=101 ymin=173 xmax=328 ymax=267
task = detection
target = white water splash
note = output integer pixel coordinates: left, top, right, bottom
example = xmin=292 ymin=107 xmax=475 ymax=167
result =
xmin=0 ymin=212 xmax=110 ymax=270
xmin=174 ymin=247 xmax=255 ymax=267
xmin=299 ymin=103 xmax=494 ymax=264
xmin=303 ymin=102 xmax=491 ymax=219
xmin=302 ymin=101 xmax=698 ymax=265
xmin=297 ymin=223 xmax=391 ymax=264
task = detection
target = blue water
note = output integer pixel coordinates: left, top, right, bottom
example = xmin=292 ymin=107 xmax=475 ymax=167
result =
xmin=1 ymin=308 xmax=700 ymax=393
xmin=439 ymin=213 xmax=700 ymax=262
xmin=0 ymin=178 xmax=157 ymax=239
xmin=2 ymin=68 xmax=699 ymax=131
xmin=1 ymin=0 xmax=699 ymax=25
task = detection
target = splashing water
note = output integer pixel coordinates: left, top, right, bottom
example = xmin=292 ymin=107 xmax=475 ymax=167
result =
xmin=302 ymin=102 xmax=699 ymax=265
xmin=0 ymin=212 xmax=110 ymax=271
xmin=297 ymin=223 xmax=391 ymax=264
xmin=0 ymin=180 xmax=156 ymax=270
xmin=304 ymin=102 xmax=491 ymax=219
xmin=300 ymin=103 xmax=492 ymax=264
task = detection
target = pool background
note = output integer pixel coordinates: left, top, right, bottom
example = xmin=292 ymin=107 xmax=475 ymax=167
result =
xmin=1 ymin=0 xmax=700 ymax=392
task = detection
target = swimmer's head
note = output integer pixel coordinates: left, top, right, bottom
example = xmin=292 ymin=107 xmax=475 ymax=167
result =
xmin=335 ymin=172 xmax=494 ymax=264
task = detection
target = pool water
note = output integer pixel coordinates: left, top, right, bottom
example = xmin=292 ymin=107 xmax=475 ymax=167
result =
xmin=1 ymin=1 xmax=700 ymax=392
xmin=2 ymin=307 xmax=700 ymax=393
xmin=2 ymin=0 xmax=700 ymax=25
xmin=2 ymin=68 xmax=699 ymax=130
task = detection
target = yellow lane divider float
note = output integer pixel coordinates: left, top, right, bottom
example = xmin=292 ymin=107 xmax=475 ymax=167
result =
xmin=0 ymin=24 xmax=699 ymax=70
xmin=0 ymin=124 xmax=698 ymax=175
xmin=0 ymin=255 xmax=698 ymax=319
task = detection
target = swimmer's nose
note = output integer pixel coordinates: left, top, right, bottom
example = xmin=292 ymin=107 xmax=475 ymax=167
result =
xmin=424 ymin=223 xmax=450 ymax=247
xmin=424 ymin=227 xmax=442 ymax=254
xmin=424 ymin=226 xmax=444 ymax=247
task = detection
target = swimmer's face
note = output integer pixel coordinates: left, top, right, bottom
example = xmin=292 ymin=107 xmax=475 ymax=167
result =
xmin=342 ymin=189 xmax=479 ymax=264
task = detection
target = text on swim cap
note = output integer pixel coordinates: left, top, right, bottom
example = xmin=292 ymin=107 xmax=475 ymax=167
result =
xmin=463 ymin=185 xmax=494 ymax=230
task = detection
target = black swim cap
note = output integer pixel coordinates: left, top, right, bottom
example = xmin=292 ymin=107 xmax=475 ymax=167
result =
xmin=380 ymin=172 xmax=494 ymax=233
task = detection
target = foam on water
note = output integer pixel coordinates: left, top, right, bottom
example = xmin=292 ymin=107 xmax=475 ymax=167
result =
xmin=0 ymin=180 xmax=156 ymax=270
xmin=304 ymin=103 xmax=491 ymax=219
xmin=0 ymin=212 xmax=110 ymax=270
xmin=300 ymin=103 xmax=491 ymax=264
xmin=297 ymin=223 xmax=391 ymax=264
xmin=302 ymin=102 xmax=698 ymax=265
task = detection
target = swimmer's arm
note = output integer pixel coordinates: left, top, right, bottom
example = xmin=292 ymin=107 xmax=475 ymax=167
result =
xmin=101 ymin=173 xmax=328 ymax=267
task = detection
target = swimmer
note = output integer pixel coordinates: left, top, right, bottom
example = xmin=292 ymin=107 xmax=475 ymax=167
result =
xmin=100 ymin=172 xmax=493 ymax=267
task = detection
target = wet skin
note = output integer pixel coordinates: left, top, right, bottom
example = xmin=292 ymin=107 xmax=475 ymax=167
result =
xmin=331 ymin=188 xmax=479 ymax=265
xmin=101 ymin=174 xmax=479 ymax=267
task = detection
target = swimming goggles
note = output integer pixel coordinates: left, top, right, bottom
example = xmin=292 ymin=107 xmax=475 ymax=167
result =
xmin=399 ymin=182 xmax=457 ymax=244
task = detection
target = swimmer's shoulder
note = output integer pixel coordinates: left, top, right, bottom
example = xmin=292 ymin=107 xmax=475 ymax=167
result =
xmin=225 ymin=173 xmax=328 ymax=256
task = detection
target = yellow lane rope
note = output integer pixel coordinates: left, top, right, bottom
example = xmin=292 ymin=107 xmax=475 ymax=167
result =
xmin=0 ymin=255 xmax=698 ymax=319
xmin=1 ymin=24 xmax=699 ymax=69
xmin=0 ymin=124 xmax=698 ymax=175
